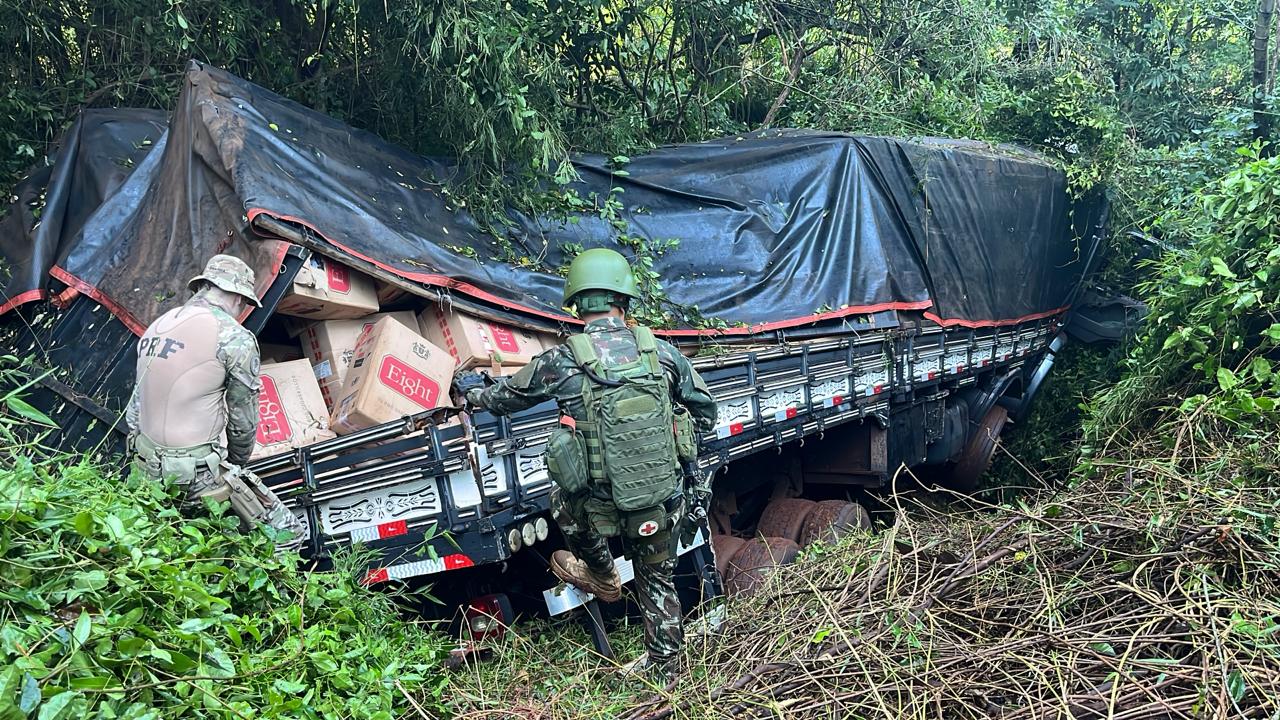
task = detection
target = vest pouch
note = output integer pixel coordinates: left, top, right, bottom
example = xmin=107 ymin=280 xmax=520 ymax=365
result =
xmin=545 ymin=425 xmax=590 ymax=495
xmin=673 ymin=410 xmax=698 ymax=464
xmin=583 ymin=496 xmax=621 ymax=537
xmin=620 ymin=504 xmax=674 ymax=540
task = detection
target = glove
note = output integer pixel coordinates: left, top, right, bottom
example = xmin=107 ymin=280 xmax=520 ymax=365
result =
xmin=679 ymin=485 xmax=712 ymax=547
xmin=453 ymin=370 xmax=489 ymax=395
xmin=452 ymin=370 xmax=490 ymax=410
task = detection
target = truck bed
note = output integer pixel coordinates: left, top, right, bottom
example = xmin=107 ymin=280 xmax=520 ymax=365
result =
xmin=247 ymin=310 xmax=1060 ymax=596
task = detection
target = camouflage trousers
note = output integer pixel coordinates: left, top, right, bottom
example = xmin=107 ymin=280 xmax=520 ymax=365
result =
xmin=132 ymin=435 xmax=304 ymax=553
xmin=551 ymin=487 xmax=684 ymax=665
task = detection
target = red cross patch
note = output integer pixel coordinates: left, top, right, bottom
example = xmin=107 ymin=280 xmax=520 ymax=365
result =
xmin=638 ymin=520 xmax=659 ymax=537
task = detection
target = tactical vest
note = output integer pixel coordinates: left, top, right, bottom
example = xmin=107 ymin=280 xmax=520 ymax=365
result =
xmin=558 ymin=326 xmax=682 ymax=512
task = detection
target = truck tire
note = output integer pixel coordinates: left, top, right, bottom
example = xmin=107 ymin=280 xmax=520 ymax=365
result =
xmin=711 ymin=535 xmax=748 ymax=578
xmin=800 ymin=500 xmax=872 ymax=547
xmin=756 ymin=498 xmax=818 ymax=543
xmin=949 ymin=404 xmax=1010 ymax=492
xmin=723 ymin=537 xmax=800 ymax=596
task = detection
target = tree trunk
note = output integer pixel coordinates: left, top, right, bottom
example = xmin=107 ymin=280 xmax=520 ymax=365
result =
xmin=1252 ymin=0 xmax=1277 ymax=144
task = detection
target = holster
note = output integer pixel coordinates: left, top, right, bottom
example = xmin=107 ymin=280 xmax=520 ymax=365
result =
xmin=221 ymin=463 xmax=268 ymax=525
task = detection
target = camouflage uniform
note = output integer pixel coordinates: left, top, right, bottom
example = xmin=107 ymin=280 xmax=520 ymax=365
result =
xmin=127 ymin=258 xmax=303 ymax=552
xmin=468 ymin=316 xmax=717 ymax=665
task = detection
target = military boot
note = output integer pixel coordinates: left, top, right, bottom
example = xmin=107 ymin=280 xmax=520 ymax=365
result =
xmin=550 ymin=550 xmax=623 ymax=602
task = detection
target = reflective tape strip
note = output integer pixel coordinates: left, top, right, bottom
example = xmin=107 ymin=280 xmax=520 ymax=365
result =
xmin=772 ymin=407 xmax=799 ymax=422
xmin=349 ymin=519 xmax=410 ymax=543
xmin=822 ymin=395 xmax=845 ymax=408
xmin=362 ymin=552 xmax=475 ymax=586
xmin=715 ymin=422 xmax=745 ymax=439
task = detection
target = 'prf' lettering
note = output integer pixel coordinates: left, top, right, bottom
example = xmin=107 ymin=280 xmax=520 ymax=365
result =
xmin=139 ymin=337 xmax=186 ymax=358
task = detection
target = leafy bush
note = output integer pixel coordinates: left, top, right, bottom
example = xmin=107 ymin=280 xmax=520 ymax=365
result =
xmin=1089 ymin=145 xmax=1280 ymax=438
xmin=0 ymin=455 xmax=449 ymax=719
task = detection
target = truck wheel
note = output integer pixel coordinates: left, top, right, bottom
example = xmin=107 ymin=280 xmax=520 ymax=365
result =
xmin=711 ymin=535 xmax=748 ymax=578
xmin=756 ymin=498 xmax=818 ymax=543
xmin=800 ymin=500 xmax=872 ymax=547
xmin=723 ymin=537 xmax=800 ymax=596
xmin=949 ymin=405 xmax=1010 ymax=492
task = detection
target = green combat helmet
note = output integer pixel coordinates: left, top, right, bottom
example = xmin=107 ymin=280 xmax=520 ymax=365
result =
xmin=188 ymin=254 xmax=262 ymax=307
xmin=563 ymin=248 xmax=640 ymax=314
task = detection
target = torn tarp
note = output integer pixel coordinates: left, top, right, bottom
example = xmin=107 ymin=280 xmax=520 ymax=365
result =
xmin=0 ymin=109 xmax=167 ymax=314
xmin=1 ymin=62 xmax=1106 ymax=335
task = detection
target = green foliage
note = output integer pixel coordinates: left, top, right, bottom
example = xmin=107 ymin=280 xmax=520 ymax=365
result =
xmin=0 ymin=456 xmax=449 ymax=718
xmin=1090 ymin=144 xmax=1280 ymax=438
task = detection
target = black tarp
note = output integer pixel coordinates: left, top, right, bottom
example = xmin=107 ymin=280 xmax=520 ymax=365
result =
xmin=0 ymin=109 xmax=166 ymax=315
xmin=1 ymin=62 xmax=1106 ymax=335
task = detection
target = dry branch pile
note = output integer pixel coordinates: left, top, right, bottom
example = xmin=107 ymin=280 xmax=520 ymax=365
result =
xmin=629 ymin=438 xmax=1280 ymax=719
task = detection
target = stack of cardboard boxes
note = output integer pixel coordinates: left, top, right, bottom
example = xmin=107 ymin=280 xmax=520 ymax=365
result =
xmin=249 ymin=256 xmax=557 ymax=460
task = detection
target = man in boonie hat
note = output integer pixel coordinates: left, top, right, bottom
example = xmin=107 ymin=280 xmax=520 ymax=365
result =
xmin=126 ymin=254 xmax=304 ymax=553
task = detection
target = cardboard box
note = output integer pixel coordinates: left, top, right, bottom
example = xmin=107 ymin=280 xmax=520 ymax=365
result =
xmin=330 ymin=317 xmax=457 ymax=434
xmin=260 ymin=342 xmax=303 ymax=364
xmin=275 ymin=255 xmax=380 ymax=320
xmin=375 ymin=281 xmax=411 ymax=306
xmin=418 ymin=306 xmax=547 ymax=370
xmin=301 ymin=311 xmax=417 ymax=409
xmin=252 ymin=360 xmax=337 ymax=460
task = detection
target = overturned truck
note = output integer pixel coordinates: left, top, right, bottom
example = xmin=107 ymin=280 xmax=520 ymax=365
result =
xmin=0 ymin=62 xmax=1107 ymax=635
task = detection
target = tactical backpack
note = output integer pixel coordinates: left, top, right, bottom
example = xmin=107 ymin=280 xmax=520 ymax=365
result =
xmin=544 ymin=326 xmax=682 ymax=513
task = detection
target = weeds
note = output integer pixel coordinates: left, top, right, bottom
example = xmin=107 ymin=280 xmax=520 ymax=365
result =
xmin=0 ymin=449 xmax=451 ymax=719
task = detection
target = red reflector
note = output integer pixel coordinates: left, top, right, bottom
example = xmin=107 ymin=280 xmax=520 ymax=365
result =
xmin=956 ymin=365 xmax=965 ymax=373
xmin=833 ymin=395 xmax=844 ymax=405
xmin=363 ymin=568 xmax=389 ymax=585
xmin=444 ymin=554 xmax=475 ymax=570
xmin=729 ymin=422 xmax=744 ymax=435
xmin=785 ymin=407 xmax=797 ymax=419
xmin=465 ymin=593 xmax=510 ymax=641
xmin=927 ymin=371 xmax=937 ymax=380
xmin=873 ymin=385 xmax=883 ymax=394
xmin=377 ymin=520 xmax=408 ymax=539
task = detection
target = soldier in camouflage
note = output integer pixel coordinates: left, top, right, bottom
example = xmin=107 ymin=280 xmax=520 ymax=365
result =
xmin=127 ymin=254 xmax=304 ymax=553
xmin=459 ymin=248 xmax=716 ymax=680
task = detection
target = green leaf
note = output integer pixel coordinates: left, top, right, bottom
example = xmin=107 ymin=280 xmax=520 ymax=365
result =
xmin=72 ymin=612 xmax=90 ymax=646
xmin=72 ymin=511 xmax=93 ymax=537
xmin=104 ymin=515 xmax=125 ymax=541
xmin=174 ymin=12 xmax=188 ymax=30
xmin=1210 ymin=257 xmax=1236 ymax=279
xmin=811 ymin=628 xmax=831 ymax=643
xmin=1217 ymin=367 xmax=1240 ymax=391
xmin=67 ymin=676 xmax=114 ymax=690
xmin=1228 ymin=669 xmax=1246 ymax=703
xmin=36 ymin=691 xmax=76 ymax=720
xmin=273 ymin=679 xmax=308 ymax=694
xmin=1250 ymin=357 xmax=1272 ymax=381
xmin=1090 ymin=642 xmax=1116 ymax=656
xmin=203 ymin=647 xmax=236 ymax=679
xmin=18 ymin=674 xmax=39 ymax=713
xmin=4 ymin=396 xmax=55 ymax=426
xmin=178 ymin=618 xmax=217 ymax=633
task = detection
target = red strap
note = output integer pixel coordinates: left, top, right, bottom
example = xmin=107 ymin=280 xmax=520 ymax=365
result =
xmin=560 ymin=415 xmax=577 ymax=430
